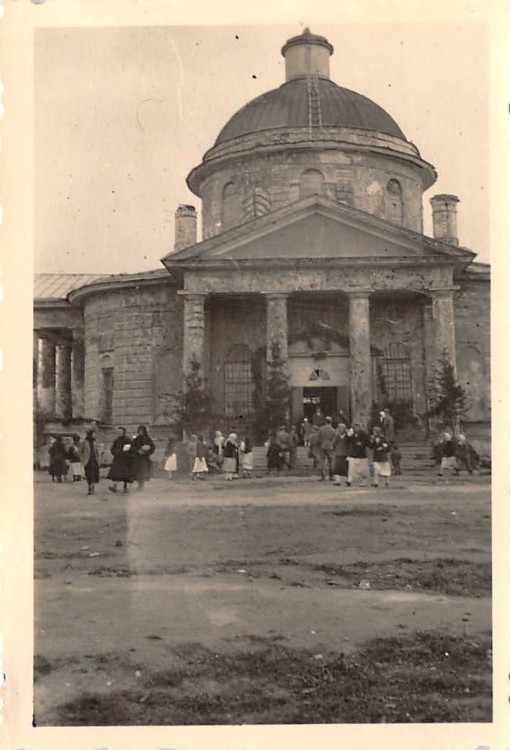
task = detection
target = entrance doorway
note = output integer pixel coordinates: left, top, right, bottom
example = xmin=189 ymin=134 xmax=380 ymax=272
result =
xmin=303 ymin=386 xmax=337 ymax=420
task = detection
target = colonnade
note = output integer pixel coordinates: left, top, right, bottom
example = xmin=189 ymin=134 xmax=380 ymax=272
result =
xmin=34 ymin=329 xmax=85 ymax=419
xmin=180 ymin=287 xmax=457 ymax=428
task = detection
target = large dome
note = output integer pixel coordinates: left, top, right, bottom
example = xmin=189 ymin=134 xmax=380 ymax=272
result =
xmin=215 ymin=77 xmax=406 ymax=145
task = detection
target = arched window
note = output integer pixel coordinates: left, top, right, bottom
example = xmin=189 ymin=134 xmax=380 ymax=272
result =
xmin=386 ymin=179 xmax=404 ymax=225
xmin=222 ymin=181 xmax=241 ymax=231
xmin=224 ymin=344 xmax=254 ymax=418
xmin=381 ymin=342 xmax=412 ymax=405
xmin=299 ymin=169 xmax=325 ymax=198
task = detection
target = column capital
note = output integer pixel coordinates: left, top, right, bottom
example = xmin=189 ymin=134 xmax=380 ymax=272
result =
xmin=263 ymin=292 xmax=289 ymax=301
xmin=429 ymin=286 xmax=459 ymax=298
xmin=177 ymin=290 xmax=208 ymax=300
xmin=346 ymin=289 xmax=372 ymax=299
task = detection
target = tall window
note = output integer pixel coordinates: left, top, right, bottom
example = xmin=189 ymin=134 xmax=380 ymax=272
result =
xmin=98 ymin=366 xmax=114 ymax=424
xmin=386 ymin=179 xmax=404 ymax=225
xmin=381 ymin=342 xmax=412 ymax=405
xmin=222 ymin=181 xmax=241 ymax=231
xmin=299 ymin=169 xmax=325 ymax=198
xmin=224 ymin=344 xmax=254 ymax=418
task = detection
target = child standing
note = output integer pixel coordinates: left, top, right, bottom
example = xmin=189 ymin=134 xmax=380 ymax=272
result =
xmin=164 ymin=436 xmax=177 ymax=479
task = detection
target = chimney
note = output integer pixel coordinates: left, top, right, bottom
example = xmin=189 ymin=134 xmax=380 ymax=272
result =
xmin=281 ymin=28 xmax=334 ymax=82
xmin=430 ymin=194 xmax=460 ymax=246
xmin=174 ymin=204 xmax=197 ymax=251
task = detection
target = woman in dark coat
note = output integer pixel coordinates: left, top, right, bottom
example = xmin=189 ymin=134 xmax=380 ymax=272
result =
xmin=108 ymin=426 xmax=133 ymax=493
xmin=132 ymin=424 xmax=155 ymax=490
xmin=80 ymin=428 xmax=101 ymax=495
xmin=49 ymin=436 xmax=68 ymax=483
xmin=266 ymin=434 xmax=282 ymax=475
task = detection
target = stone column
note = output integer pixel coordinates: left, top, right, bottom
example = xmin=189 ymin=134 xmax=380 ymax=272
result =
xmin=431 ymin=289 xmax=457 ymax=374
xmin=38 ymin=336 xmax=56 ymax=414
xmin=55 ymin=340 xmax=73 ymax=419
xmin=71 ymin=332 xmax=85 ymax=418
xmin=348 ymin=291 xmax=372 ymax=428
xmin=265 ymin=293 xmax=288 ymax=363
xmin=181 ymin=293 xmax=206 ymax=378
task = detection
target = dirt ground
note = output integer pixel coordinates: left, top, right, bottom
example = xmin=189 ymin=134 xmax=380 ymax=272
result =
xmin=34 ymin=471 xmax=492 ymax=725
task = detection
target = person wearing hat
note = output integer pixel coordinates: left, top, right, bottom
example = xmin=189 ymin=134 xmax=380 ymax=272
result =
xmin=317 ymin=416 xmax=336 ymax=481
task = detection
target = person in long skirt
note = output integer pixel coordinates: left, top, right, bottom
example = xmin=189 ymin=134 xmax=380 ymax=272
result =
xmin=67 ymin=434 xmax=85 ymax=481
xmin=80 ymin=428 xmax=101 ymax=495
xmin=370 ymin=426 xmax=391 ymax=488
xmin=332 ymin=423 xmax=350 ymax=486
xmin=132 ymin=424 xmax=155 ymax=490
xmin=164 ymin=436 xmax=177 ymax=479
xmin=266 ymin=434 xmax=281 ymax=476
xmin=213 ymin=431 xmax=224 ymax=470
xmin=437 ymin=431 xmax=459 ymax=476
xmin=223 ymin=433 xmax=239 ymax=480
xmin=108 ymin=426 xmax=133 ymax=493
xmin=49 ymin=435 xmax=68 ymax=483
xmin=187 ymin=434 xmax=198 ymax=477
xmin=240 ymin=435 xmax=254 ymax=478
xmin=192 ymin=435 xmax=209 ymax=479
xmin=346 ymin=424 xmax=370 ymax=487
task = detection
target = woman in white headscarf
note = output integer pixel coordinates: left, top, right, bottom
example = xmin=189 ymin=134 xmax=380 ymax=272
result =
xmin=223 ymin=433 xmax=239 ymax=481
xmin=437 ymin=431 xmax=459 ymax=476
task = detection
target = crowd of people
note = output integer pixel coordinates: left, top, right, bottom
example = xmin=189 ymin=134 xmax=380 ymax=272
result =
xmin=46 ymin=408 xmax=480 ymax=493
xmin=48 ymin=425 xmax=155 ymax=496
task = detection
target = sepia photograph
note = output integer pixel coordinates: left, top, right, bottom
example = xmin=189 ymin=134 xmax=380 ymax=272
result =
xmin=1 ymin=3 xmax=504 ymax=742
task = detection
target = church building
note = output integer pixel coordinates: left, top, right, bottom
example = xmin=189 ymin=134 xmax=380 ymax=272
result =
xmin=34 ymin=29 xmax=490 ymax=444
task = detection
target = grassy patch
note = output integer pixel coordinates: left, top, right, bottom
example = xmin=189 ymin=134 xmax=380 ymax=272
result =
xmin=54 ymin=631 xmax=491 ymax=725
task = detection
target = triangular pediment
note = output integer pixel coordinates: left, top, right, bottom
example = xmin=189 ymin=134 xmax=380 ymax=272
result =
xmin=163 ymin=196 xmax=475 ymax=267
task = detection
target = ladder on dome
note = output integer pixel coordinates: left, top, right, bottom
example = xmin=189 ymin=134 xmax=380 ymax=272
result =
xmin=307 ymin=76 xmax=323 ymax=134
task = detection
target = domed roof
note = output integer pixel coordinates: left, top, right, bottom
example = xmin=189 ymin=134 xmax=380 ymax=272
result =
xmin=215 ymin=77 xmax=406 ymax=146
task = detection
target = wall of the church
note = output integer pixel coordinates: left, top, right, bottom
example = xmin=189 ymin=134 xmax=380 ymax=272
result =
xmin=455 ymin=277 xmax=490 ymax=422
xmin=82 ymin=283 xmax=183 ymax=431
xmin=199 ymin=149 xmax=424 ymax=240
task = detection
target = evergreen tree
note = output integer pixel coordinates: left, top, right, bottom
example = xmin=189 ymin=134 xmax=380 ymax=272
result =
xmin=253 ymin=343 xmax=292 ymax=439
xmin=176 ymin=355 xmax=213 ymax=435
xmin=428 ymin=350 xmax=469 ymax=433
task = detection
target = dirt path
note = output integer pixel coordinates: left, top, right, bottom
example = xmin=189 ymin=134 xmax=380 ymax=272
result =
xmin=34 ymin=473 xmax=491 ymax=724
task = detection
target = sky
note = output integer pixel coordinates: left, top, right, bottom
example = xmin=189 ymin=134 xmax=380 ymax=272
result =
xmin=34 ymin=22 xmax=490 ymax=274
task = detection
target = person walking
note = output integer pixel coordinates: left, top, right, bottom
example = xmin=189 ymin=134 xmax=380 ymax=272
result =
xmin=48 ymin=435 xmax=68 ymax=483
xmin=132 ymin=424 xmax=155 ymax=490
xmin=437 ymin=431 xmax=458 ymax=476
xmin=212 ymin=430 xmax=225 ymax=470
xmin=186 ymin=434 xmax=198 ymax=476
xmin=381 ymin=408 xmax=395 ymax=444
xmin=164 ymin=436 xmax=177 ymax=479
xmin=456 ymin=434 xmax=478 ymax=475
xmin=68 ymin=434 xmax=85 ymax=481
xmin=370 ymin=426 xmax=391 ymax=488
xmin=301 ymin=417 xmax=312 ymax=448
xmin=223 ymin=433 xmax=239 ymax=480
xmin=317 ymin=416 xmax=336 ymax=481
xmin=288 ymin=425 xmax=300 ymax=471
xmin=312 ymin=407 xmax=325 ymax=427
xmin=80 ymin=428 xmax=101 ymax=496
xmin=265 ymin=433 xmax=281 ymax=476
xmin=108 ymin=426 xmax=133 ymax=494
xmin=192 ymin=435 xmax=209 ymax=479
xmin=240 ymin=435 xmax=254 ymax=478
xmin=276 ymin=424 xmax=291 ymax=470
xmin=332 ymin=423 xmax=350 ymax=486
xmin=347 ymin=423 xmax=370 ymax=486
xmin=308 ymin=424 xmax=321 ymax=472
